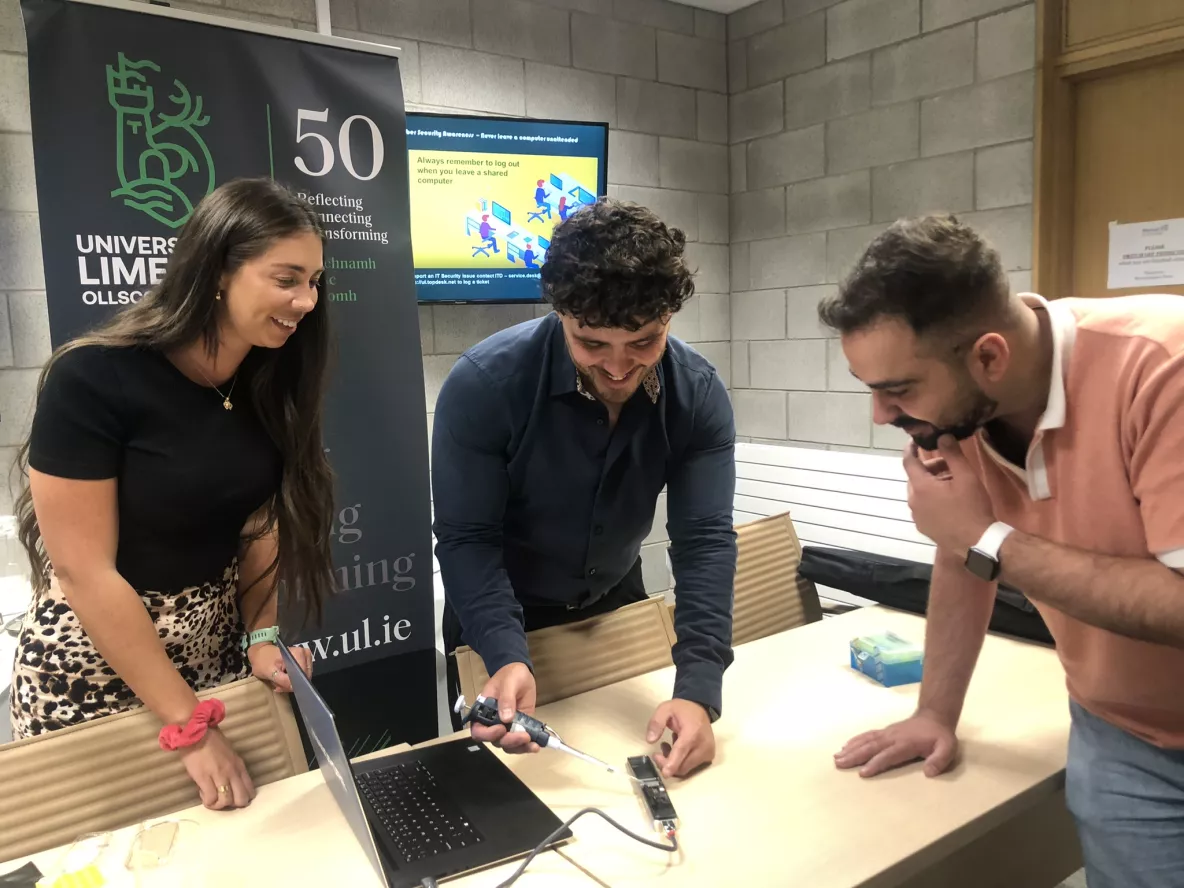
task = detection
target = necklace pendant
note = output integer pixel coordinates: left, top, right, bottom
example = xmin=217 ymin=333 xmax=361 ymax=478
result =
xmin=223 ymin=398 xmax=233 ymax=411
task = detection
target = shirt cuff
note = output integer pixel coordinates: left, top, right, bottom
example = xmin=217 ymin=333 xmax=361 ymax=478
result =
xmin=672 ymin=661 xmax=724 ymax=719
xmin=478 ymin=627 xmax=534 ymax=678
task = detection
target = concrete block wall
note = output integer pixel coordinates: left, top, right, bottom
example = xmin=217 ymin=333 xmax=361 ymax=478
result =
xmin=0 ymin=0 xmax=1039 ymax=572
xmin=0 ymin=0 xmax=44 ymax=514
xmin=726 ymin=0 xmax=1036 ymax=454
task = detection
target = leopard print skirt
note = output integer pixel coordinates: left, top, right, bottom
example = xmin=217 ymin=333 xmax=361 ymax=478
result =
xmin=9 ymin=562 xmax=250 ymax=739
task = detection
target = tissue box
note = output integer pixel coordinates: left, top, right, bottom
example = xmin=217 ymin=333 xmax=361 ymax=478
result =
xmin=850 ymin=631 xmax=923 ymax=687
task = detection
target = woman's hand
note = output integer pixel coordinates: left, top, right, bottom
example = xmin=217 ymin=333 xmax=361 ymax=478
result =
xmin=246 ymin=642 xmax=312 ymax=693
xmin=179 ymin=728 xmax=256 ymax=809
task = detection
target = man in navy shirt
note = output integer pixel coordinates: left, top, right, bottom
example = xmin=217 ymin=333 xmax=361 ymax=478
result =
xmin=432 ymin=198 xmax=737 ymax=778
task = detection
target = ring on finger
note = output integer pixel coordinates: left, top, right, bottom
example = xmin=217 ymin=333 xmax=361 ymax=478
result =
xmin=218 ymin=785 xmax=230 ymax=794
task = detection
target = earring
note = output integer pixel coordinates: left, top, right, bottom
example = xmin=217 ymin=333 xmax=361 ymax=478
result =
xmin=215 ymin=291 xmax=223 ymax=301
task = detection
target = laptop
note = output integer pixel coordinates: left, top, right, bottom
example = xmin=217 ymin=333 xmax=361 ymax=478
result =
xmin=279 ymin=644 xmax=572 ymax=887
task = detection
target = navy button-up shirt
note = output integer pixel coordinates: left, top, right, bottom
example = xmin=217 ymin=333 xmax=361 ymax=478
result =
xmin=431 ymin=313 xmax=737 ymax=715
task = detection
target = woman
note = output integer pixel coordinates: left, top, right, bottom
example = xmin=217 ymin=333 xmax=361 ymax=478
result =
xmin=9 ymin=177 xmax=336 ymax=811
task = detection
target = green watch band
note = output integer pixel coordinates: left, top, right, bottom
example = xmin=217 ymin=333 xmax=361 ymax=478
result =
xmin=241 ymin=626 xmax=280 ymax=651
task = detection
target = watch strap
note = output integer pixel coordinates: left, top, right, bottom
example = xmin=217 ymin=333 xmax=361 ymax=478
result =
xmin=972 ymin=522 xmax=1014 ymax=560
xmin=241 ymin=626 xmax=281 ymax=650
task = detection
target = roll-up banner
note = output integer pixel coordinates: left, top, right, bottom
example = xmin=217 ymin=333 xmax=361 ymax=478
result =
xmin=22 ymin=0 xmax=437 ymax=754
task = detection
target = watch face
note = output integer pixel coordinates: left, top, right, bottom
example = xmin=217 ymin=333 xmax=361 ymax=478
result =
xmin=966 ymin=548 xmax=999 ymax=581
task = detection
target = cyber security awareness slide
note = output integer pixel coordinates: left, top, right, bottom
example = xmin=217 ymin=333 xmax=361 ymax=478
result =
xmin=407 ymin=113 xmax=608 ymax=304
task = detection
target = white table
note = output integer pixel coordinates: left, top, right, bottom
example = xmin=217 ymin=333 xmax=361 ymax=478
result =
xmin=12 ymin=608 xmax=1080 ymax=887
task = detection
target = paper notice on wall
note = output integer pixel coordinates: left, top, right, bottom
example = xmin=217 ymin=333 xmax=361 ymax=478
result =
xmin=1108 ymin=218 xmax=1184 ymax=289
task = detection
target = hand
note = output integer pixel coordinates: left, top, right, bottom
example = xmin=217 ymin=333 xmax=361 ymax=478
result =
xmin=179 ymin=727 xmax=257 ymax=809
xmin=915 ymin=448 xmax=952 ymax=479
xmin=247 ymin=643 xmax=311 ymax=693
xmin=903 ymin=436 xmax=995 ymax=557
xmin=646 ymin=699 xmax=715 ymax=779
xmin=473 ymin=663 xmax=539 ymax=754
xmin=834 ymin=711 xmax=958 ymax=778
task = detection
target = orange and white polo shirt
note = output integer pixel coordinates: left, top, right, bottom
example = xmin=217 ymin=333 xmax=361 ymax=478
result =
xmin=962 ymin=293 xmax=1184 ymax=748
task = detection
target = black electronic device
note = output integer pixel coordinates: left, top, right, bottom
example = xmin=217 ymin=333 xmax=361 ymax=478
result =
xmin=626 ymin=755 xmax=678 ymax=832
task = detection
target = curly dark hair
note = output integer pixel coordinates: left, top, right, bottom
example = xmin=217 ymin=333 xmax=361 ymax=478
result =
xmin=539 ymin=197 xmax=695 ymax=329
xmin=818 ymin=214 xmax=1011 ymax=341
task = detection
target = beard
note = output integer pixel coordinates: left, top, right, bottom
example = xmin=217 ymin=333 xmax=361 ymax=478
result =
xmin=891 ymin=382 xmax=997 ymax=452
xmin=577 ymin=363 xmax=648 ymax=404
xmin=574 ymin=350 xmax=664 ymax=406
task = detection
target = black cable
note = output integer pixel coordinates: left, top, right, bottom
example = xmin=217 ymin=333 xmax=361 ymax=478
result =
xmin=495 ymin=807 xmax=678 ymax=888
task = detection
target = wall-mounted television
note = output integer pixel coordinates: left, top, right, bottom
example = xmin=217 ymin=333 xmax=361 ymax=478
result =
xmin=405 ymin=112 xmax=610 ymax=304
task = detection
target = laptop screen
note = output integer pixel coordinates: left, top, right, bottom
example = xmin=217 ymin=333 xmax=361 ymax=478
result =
xmin=279 ymin=643 xmax=390 ymax=886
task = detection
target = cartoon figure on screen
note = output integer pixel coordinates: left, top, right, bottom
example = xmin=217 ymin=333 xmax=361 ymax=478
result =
xmin=521 ymin=238 xmax=538 ymax=269
xmin=529 ymin=180 xmax=552 ymax=222
xmin=473 ymin=214 xmax=499 ymax=258
xmin=558 ymin=196 xmax=571 ymax=223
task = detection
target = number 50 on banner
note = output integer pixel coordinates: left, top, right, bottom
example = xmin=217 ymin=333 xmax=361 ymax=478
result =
xmin=295 ymin=108 xmax=385 ymax=181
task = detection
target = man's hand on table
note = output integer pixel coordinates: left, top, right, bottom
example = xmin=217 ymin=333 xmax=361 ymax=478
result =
xmin=834 ymin=710 xmax=958 ymax=778
xmin=472 ymin=662 xmax=540 ymax=754
xmin=647 ymin=699 xmax=716 ymax=779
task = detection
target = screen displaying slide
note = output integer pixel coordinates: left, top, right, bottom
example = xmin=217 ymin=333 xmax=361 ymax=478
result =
xmin=406 ymin=113 xmax=609 ymax=304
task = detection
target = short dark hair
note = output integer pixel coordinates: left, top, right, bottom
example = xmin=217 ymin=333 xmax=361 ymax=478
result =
xmin=818 ymin=215 xmax=1011 ymax=339
xmin=540 ymin=197 xmax=694 ymax=329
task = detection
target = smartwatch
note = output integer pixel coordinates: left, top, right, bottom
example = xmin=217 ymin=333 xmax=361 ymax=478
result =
xmin=241 ymin=625 xmax=281 ymax=650
xmin=964 ymin=522 xmax=1014 ymax=582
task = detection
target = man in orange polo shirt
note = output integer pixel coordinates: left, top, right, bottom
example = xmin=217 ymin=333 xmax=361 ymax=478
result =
xmin=822 ymin=215 xmax=1184 ymax=887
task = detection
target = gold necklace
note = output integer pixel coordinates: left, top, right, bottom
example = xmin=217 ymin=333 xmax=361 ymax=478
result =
xmin=194 ymin=366 xmax=237 ymax=411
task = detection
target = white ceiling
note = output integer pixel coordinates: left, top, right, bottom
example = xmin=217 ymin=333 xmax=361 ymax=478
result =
xmin=674 ymin=0 xmax=760 ymax=12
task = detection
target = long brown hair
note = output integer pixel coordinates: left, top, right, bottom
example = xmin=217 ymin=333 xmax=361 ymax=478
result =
xmin=14 ymin=177 xmax=336 ymax=626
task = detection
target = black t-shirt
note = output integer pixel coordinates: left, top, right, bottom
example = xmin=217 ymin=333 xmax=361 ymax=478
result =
xmin=28 ymin=345 xmax=282 ymax=592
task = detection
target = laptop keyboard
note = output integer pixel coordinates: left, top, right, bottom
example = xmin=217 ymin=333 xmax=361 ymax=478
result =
xmin=357 ymin=760 xmax=485 ymax=863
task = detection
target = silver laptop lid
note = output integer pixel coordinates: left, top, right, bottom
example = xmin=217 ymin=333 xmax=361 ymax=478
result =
xmin=279 ymin=642 xmax=390 ymax=887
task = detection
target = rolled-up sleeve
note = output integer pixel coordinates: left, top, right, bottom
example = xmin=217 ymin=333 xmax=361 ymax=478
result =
xmin=665 ymin=371 xmax=737 ymax=716
xmin=431 ymin=356 xmax=531 ymax=675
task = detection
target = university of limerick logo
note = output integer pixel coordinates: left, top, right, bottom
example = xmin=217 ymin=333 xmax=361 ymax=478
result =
xmin=106 ymin=52 xmax=215 ymax=228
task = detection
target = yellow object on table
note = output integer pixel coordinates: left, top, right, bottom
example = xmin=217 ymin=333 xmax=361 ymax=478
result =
xmin=36 ymin=865 xmax=105 ymax=888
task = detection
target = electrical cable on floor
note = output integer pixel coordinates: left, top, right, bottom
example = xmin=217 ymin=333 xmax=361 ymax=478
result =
xmin=495 ymin=807 xmax=678 ymax=887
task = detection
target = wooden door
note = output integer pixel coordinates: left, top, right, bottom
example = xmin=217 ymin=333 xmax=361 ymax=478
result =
xmin=1034 ymin=0 xmax=1184 ymax=299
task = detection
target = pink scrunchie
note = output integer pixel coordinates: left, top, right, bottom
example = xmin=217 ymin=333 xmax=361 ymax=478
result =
xmin=158 ymin=699 xmax=226 ymax=751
